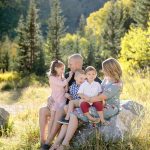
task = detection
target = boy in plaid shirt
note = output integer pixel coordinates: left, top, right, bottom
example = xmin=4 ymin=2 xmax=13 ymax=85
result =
xmin=58 ymin=69 xmax=86 ymax=124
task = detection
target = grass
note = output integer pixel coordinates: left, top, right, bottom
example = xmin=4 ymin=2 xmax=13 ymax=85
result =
xmin=0 ymin=72 xmax=150 ymax=150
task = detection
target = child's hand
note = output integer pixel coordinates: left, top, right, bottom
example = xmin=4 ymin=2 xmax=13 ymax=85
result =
xmin=47 ymin=96 xmax=54 ymax=109
xmin=69 ymin=71 xmax=73 ymax=78
xmin=83 ymin=96 xmax=90 ymax=102
xmin=79 ymin=99 xmax=85 ymax=105
xmin=65 ymin=85 xmax=68 ymax=92
xmin=65 ymin=93 xmax=72 ymax=100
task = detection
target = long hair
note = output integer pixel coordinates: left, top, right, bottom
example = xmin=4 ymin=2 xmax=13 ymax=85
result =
xmin=102 ymin=58 xmax=122 ymax=82
xmin=47 ymin=60 xmax=65 ymax=77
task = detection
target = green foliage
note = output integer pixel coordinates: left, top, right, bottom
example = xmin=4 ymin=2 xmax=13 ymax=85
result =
xmin=60 ymin=33 xmax=88 ymax=62
xmin=0 ymin=0 xmax=107 ymax=38
xmin=15 ymin=0 xmax=45 ymax=75
xmin=0 ymin=36 xmax=11 ymax=72
xmin=99 ymin=1 xmax=129 ymax=59
xmin=132 ymin=0 xmax=150 ymax=28
xmin=26 ymin=0 xmax=45 ymax=74
xmin=46 ymin=0 xmax=66 ymax=61
xmin=77 ymin=14 xmax=86 ymax=37
xmin=0 ymin=0 xmax=29 ymax=39
xmin=119 ymin=27 xmax=150 ymax=73
xmin=16 ymin=15 xmax=30 ymax=73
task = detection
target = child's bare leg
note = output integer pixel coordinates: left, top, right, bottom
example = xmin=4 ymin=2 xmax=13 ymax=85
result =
xmin=65 ymin=100 xmax=79 ymax=120
xmin=92 ymin=101 xmax=109 ymax=125
xmin=84 ymin=112 xmax=100 ymax=122
xmin=45 ymin=110 xmax=55 ymax=144
xmin=80 ymin=101 xmax=99 ymax=122
xmin=64 ymin=105 xmax=68 ymax=114
xmin=97 ymin=111 xmax=105 ymax=122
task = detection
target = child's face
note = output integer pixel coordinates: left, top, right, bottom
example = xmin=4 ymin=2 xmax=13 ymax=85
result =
xmin=75 ymin=74 xmax=86 ymax=85
xmin=86 ymin=70 xmax=97 ymax=82
xmin=55 ymin=65 xmax=65 ymax=76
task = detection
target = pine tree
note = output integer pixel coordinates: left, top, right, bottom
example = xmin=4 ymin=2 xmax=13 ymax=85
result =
xmin=87 ymin=43 xmax=95 ymax=66
xmin=47 ymin=0 xmax=66 ymax=60
xmin=0 ymin=36 xmax=11 ymax=72
xmin=26 ymin=0 xmax=45 ymax=74
xmin=16 ymin=15 xmax=29 ymax=73
xmin=85 ymin=29 xmax=96 ymax=66
xmin=77 ymin=14 xmax=86 ymax=37
xmin=100 ymin=1 xmax=128 ymax=59
xmin=132 ymin=0 xmax=150 ymax=28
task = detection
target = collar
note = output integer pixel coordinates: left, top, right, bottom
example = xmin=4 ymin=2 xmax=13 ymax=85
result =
xmin=85 ymin=80 xmax=95 ymax=85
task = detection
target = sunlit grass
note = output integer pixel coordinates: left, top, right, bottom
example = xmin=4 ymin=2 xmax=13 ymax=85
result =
xmin=0 ymin=72 xmax=150 ymax=150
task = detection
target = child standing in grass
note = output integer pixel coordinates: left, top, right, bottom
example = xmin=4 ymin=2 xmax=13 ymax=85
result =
xmin=42 ymin=60 xmax=72 ymax=149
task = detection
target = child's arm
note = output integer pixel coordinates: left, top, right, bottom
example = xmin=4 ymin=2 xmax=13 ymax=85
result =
xmin=64 ymin=71 xmax=73 ymax=83
xmin=65 ymin=93 xmax=72 ymax=101
xmin=78 ymin=93 xmax=90 ymax=102
xmin=49 ymin=76 xmax=68 ymax=87
xmin=65 ymin=85 xmax=69 ymax=93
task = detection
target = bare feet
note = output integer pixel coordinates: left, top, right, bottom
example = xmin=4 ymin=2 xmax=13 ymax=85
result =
xmin=101 ymin=120 xmax=110 ymax=126
xmin=89 ymin=117 xmax=100 ymax=123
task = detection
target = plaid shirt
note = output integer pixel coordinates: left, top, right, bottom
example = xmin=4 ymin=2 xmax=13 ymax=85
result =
xmin=69 ymin=82 xmax=80 ymax=100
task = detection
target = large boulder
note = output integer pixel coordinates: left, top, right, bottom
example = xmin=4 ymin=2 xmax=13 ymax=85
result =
xmin=0 ymin=107 xmax=9 ymax=128
xmin=72 ymin=100 xmax=144 ymax=146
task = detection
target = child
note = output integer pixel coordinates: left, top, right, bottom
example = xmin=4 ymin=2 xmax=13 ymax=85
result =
xmin=58 ymin=69 xmax=86 ymax=124
xmin=42 ymin=60 xmax=72 ymax=149
xmin=79 ymin=66 xmax=106 ymax=124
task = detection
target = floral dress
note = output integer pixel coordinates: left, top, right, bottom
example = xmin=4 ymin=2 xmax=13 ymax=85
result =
xmin=73 ymin=79 xmax=123 ymax=122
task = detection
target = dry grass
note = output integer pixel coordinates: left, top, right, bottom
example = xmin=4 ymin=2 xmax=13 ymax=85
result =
xmin=0 ymin=73 xmax=150 ymax=150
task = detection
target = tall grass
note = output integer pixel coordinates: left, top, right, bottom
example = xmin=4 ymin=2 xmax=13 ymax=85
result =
xmin=0 ymin=72 xmax=150 ymax=150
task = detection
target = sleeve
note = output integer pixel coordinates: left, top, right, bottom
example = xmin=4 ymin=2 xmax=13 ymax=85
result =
xmin=77 ymin=83 xmax=85 ymax=94
xmin=49 ymin=76 xmax=68 ymax=87
xmin=102 ymin=83 xmax=122 ymax=99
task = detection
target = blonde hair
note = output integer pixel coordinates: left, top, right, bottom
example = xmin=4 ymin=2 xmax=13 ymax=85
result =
xmin=102 ymin=58 xmax=122 ymax=82
xmin=85 ymin=66 xmax=97 ymax=74
xmin=75 ymin=69 xmax=85 ymax=78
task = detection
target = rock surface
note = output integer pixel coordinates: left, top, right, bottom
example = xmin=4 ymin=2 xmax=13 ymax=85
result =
xmin=0 ymin=107 xmax=9 ymax=127
xmin=72 ymin=100 xmax=144 ymax=146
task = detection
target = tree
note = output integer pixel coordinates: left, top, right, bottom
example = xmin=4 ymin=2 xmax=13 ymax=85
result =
xmin=132 ymin=0 xmax=150 ymax=28
xmin=60 ymin=33 xmax=88 ymax=62
xmin=26 ymin=0 xmax=45 ymax=74
xmin=99 ymin=1 xmax=129 ymax=59
xmin=16 ymin=15 xmax=29 ymax=73
xmin=16 ymin=1 xmax=45 ymax=75
xmin=85 ymin=29 xmax=96 ymax=66
xmin=77 ymin=14 xmax=86 ymax=37
xmin=0 ymin=36 xmax=11 ymax=72
xmin=119 ymin=27 xmax=150 ymax=73
xmin=46 ymin=0 xmax=66 ymax=60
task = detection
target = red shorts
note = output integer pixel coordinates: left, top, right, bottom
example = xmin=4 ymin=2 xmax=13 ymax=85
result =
xmin=80 ymin=101 xmax=103 ymax=113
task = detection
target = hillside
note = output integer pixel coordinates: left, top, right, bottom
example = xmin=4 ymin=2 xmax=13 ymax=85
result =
xmin=0 ymin=0 xmax=108 ymax=39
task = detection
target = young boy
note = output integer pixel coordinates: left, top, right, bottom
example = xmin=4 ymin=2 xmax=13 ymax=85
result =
xmin=78 ymin=66 xmax=106 ymax=124
xmin=58 ymin=69 xmax=86 ymax=124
